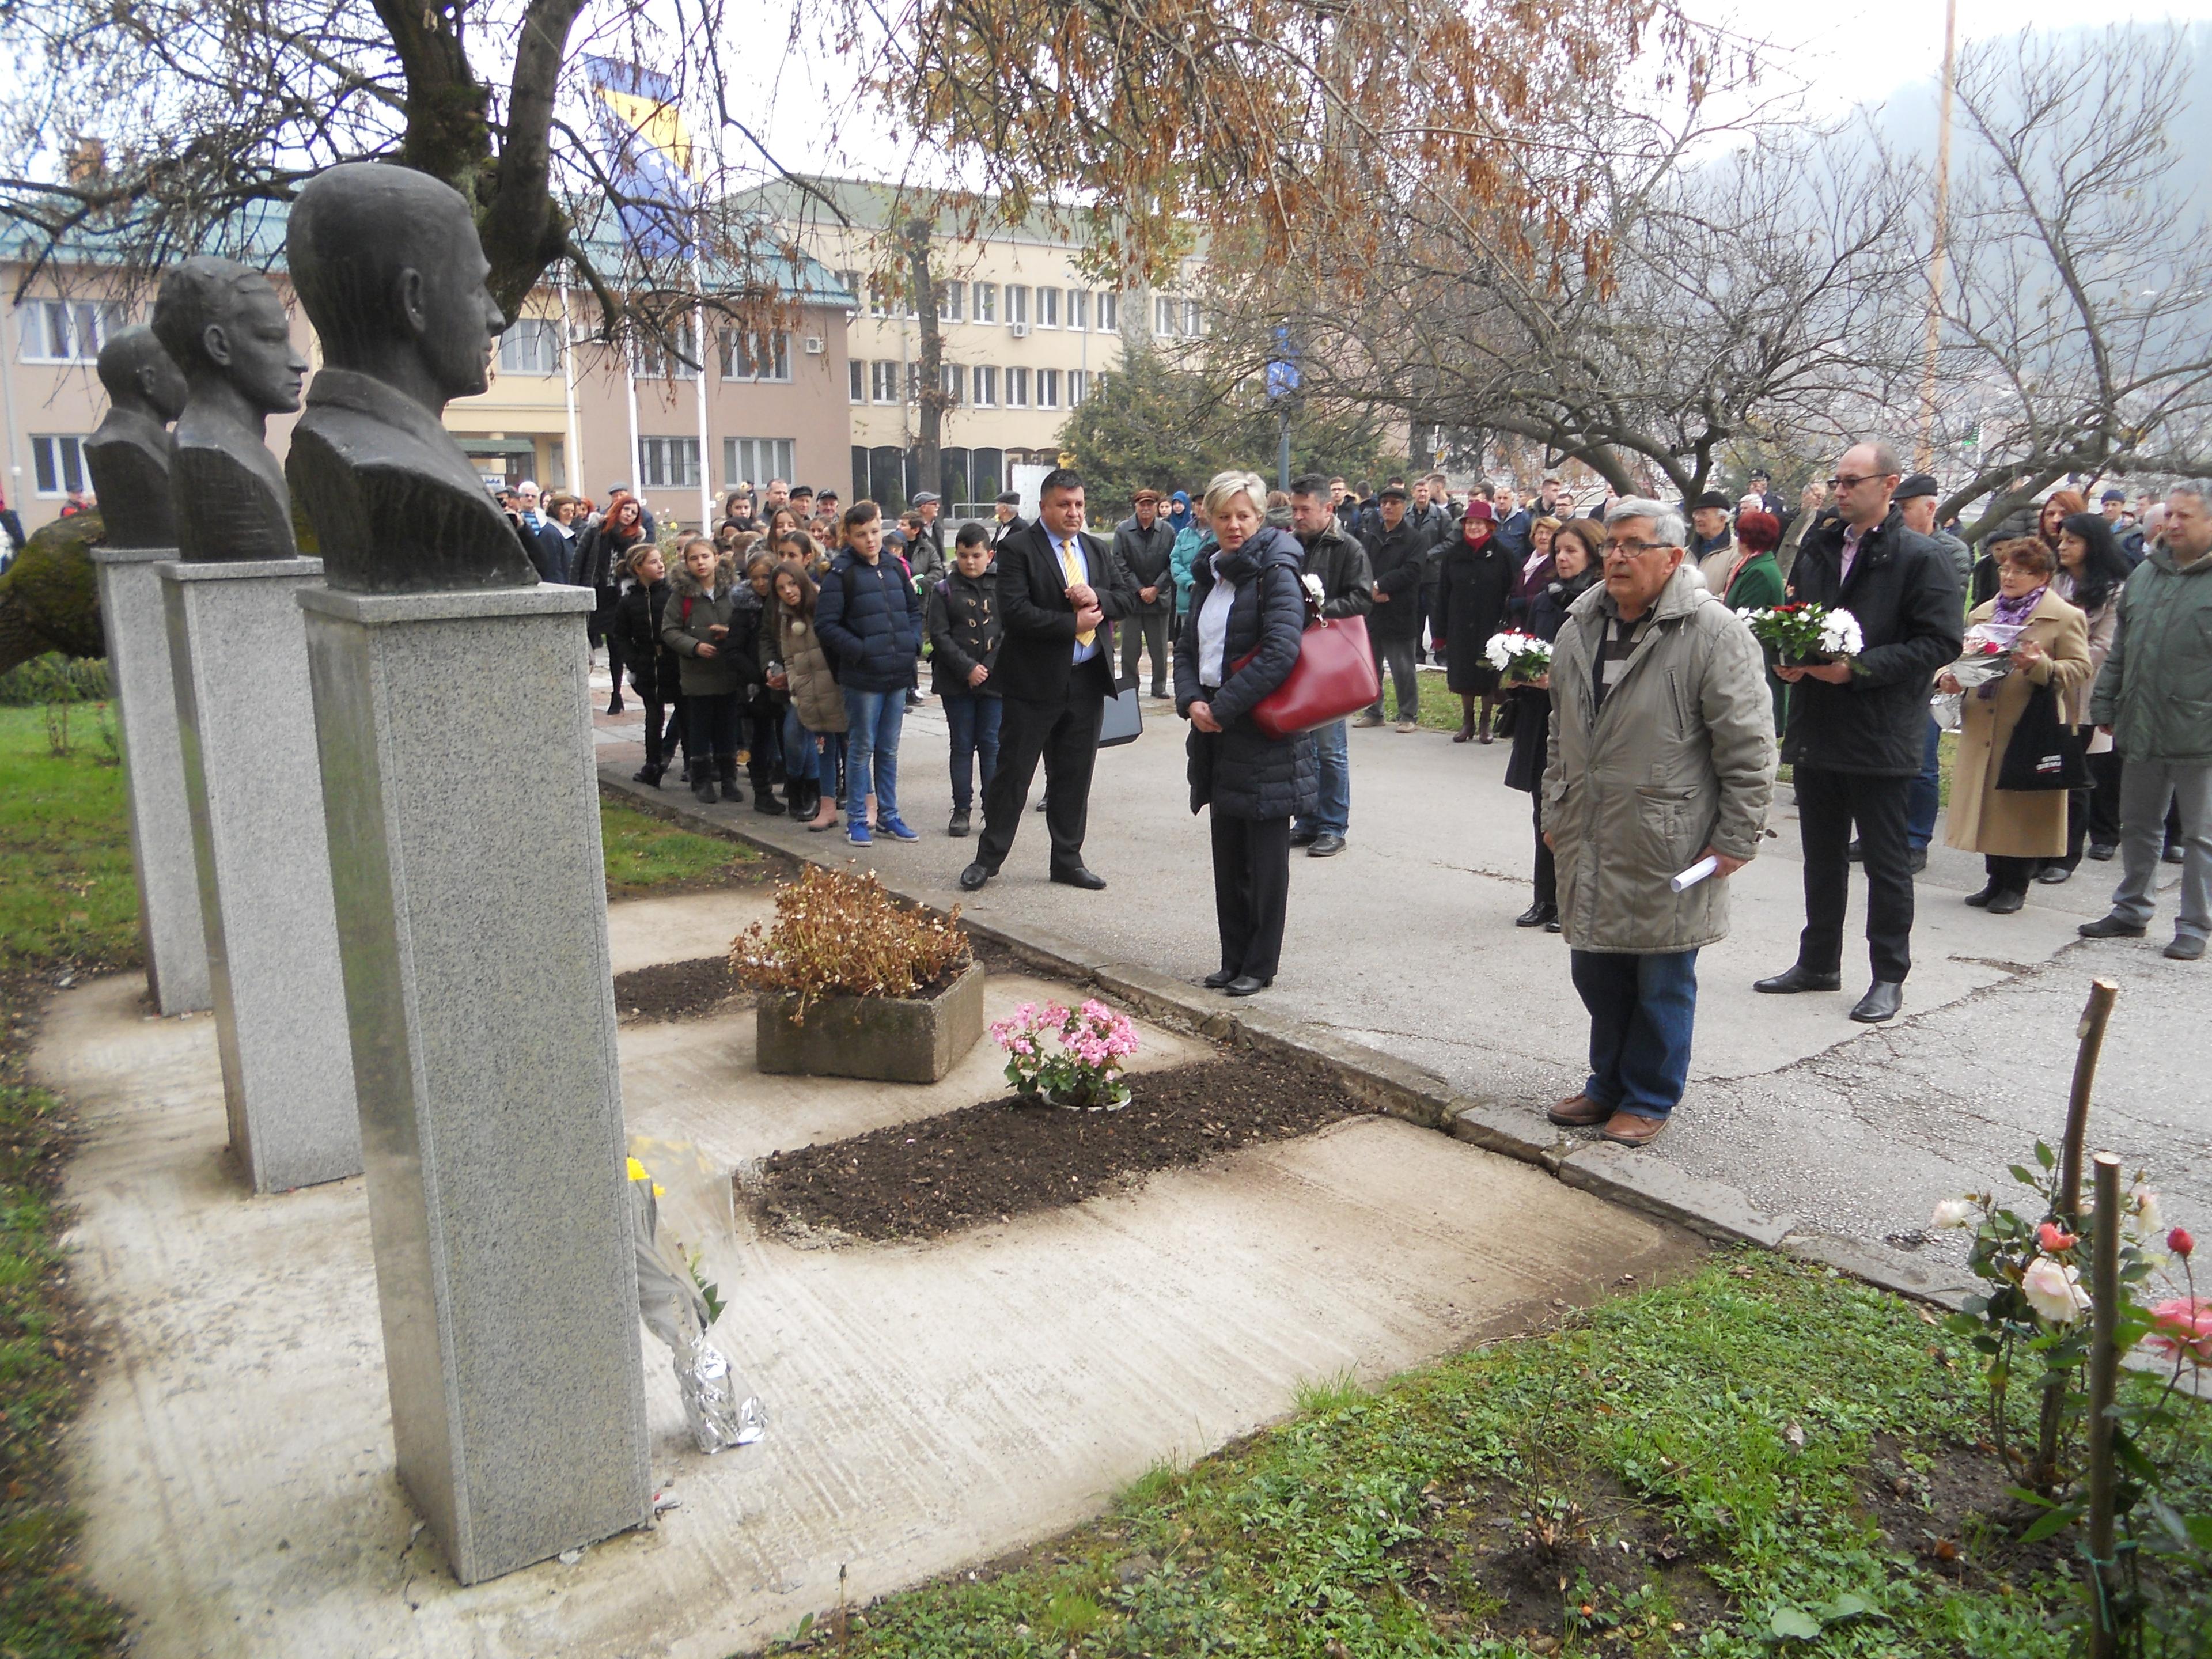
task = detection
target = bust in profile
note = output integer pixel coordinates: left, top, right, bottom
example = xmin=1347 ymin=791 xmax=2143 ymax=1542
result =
xmin=152 ymin=257 xmax=308 ymax=562
xmin=285 ymin=162 xmax=536 ymax=594
xmin=84 ymin=327 xmax=189 ymax=548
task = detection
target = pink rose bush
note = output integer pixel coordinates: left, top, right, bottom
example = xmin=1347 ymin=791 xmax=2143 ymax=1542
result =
xmin=991 ymin=998 xmax=1141 ymax=1111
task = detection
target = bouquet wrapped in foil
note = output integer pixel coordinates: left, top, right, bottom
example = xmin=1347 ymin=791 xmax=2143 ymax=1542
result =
xmin=1944 ymin=620 xmax=2025 ymax=690
xmin=628 ymin=1153 xmax=766 ymax=1455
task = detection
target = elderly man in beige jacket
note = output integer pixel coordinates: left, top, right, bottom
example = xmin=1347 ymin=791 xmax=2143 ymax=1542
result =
xmin=1541 ymin=498 xmax=1778 ymax=1146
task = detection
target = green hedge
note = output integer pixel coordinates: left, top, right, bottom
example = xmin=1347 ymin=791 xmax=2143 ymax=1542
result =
xmin=0 ymin=654 xmax=111 ymax=707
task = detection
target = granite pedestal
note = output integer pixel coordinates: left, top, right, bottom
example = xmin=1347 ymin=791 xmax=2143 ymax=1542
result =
xmin=92 ymin=546 xmax=211 ymax=1014
xmin=160 ymin=558 xmax=361 ymax=1191
xmin=298 ymin=582 xmax=649 ymax=1586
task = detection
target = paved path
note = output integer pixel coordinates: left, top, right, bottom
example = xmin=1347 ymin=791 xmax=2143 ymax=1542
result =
xmin=596 ymin=670 xmax=2210 ymax=1255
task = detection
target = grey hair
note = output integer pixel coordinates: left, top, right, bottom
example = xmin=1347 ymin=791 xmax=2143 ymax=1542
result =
xmin=2171 ymin=479 xmax=2211 ymax=505
xmin=1203 ymin=468 xmax=1269 ymax=522
xmin=1605 ymin=495 xmax=1686 ymax=548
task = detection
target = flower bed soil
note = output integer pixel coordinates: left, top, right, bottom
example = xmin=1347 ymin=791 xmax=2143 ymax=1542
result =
xmin=749 ymin=1049 xmax=1370 ymax=1243
xmin=614 ymin=952 xmax=990 ymax=1023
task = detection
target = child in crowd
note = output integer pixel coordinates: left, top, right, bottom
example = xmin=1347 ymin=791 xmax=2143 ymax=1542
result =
xmin=734 ymin=551 xmax=787 ymax=816
xmin=767 ymin=559 xmax=846 ymax=831
xmin=814 ymin=501 xmax=924 ymax=846
xmin=661 ymin=535 xmax=763 ymax=805
xmin=927 ymin=523 xmax=1003 ymax=838
xmin=613 ymin=544 xmax=685 ymax=787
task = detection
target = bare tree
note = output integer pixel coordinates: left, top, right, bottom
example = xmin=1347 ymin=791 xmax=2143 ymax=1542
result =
xmin=1931 ymin=25 xmax=2212 ymax=537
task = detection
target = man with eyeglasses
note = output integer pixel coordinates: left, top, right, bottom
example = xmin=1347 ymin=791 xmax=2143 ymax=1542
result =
xmin=1753 ymin=441 xmax=1963 ymax=1024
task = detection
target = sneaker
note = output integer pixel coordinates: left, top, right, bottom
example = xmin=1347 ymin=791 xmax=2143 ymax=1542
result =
xmin=1353 ymin=713 xmax=1385 ymax=729
xmin=1308 ymin=833 xmax=1347 ymax=858
xmin=878 ymin=815 xmax=921 ymax=842
xmin=947 ymin=809 xmax=971 ymax=838
xmin=847 ymin=821 xmax=873 ymax=846
xmin=1395 ymin=718 xmax=1418 ymax=733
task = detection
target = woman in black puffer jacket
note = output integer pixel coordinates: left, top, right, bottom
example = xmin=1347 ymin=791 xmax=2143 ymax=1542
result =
xmin=612 ymin=543 xmax=687 ymax=786
xmin=1502 ymin=518 xmax=1603 ymax=931
xmin=1175 ymin=469 xmax=1316 ymax=997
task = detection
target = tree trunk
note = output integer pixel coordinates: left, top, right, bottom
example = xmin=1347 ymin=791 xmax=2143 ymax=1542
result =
xmin=904 ymin=217 xmax=946 ymax=507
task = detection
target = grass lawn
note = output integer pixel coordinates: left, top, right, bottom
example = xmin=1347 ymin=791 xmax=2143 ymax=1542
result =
xmin=602 ymin=796 xmax=762 ymax=896
xmin=777 ymin=1253 xmax=2209 ymax=1659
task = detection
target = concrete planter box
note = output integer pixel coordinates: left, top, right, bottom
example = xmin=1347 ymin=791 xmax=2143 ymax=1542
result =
xmin=756 ymin=961 xmax=986 ymax=1084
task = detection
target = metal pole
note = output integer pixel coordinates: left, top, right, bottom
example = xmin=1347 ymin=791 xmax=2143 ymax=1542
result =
xmin=692 ymin=287 xmax=711 ymax=536
xmin=1278 ymin=404 xmax=1291 ymax=493
xmin=2085 ymin=1150 xmax=2123 ymax=1659
xmin=1914 ymin=0 xmax=1959 ymax=474
xmin=558 ymin=270 xmax=585 ymax=498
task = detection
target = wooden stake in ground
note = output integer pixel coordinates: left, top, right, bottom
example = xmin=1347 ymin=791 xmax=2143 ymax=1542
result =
xmin=2039 ymin=977 xmax=2121 ymax=1491
xmin=2085 ymin=1150 xmax=2123 ymax=1659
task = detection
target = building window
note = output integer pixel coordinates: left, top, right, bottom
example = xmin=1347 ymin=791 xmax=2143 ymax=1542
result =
xmin=849 ymin=359 xmax=866 ymax=403
xmin=1183 ymin=298 xmax=1205 ymax=336
xmin=638 ymin=437 xmax=700 ymax=490
xmin=937 ymin=282 xmax=964 ymax=323
xmin=837 ymin=270 xmax=861 ymax=310
xmin=724 ymin=437 xmax=794 ymax=490
xmin=1069 ymin=290 xmax=1090 ymax=331
xmin=1069 ymin=369 xmax=1086 ymax=407
xmin=636 ymin=321 xmax=698 ymax=380
xmin=870 ymin=360 xmax=900 ymax=403
xmin=1099 ymin=293 xmax=1119 ymax=332
xmin=972 ymin=365 xmax=998 ymax=407
xmin=1037 ymin=287 xmax=1060 ymax=328
xmin=1155 ymin=296 xmax=1178 ymax=336
xmin=1037 ymin=368 xmax=1060 ymax=409
xmin=1007 ymin=285 xmax=1029 ymax=326
xmin=720 ymin=329 xmax=791 ymax=381
xmin=31 ymin=434 xmax=88 ymax=495
xmin=1005 ymin=366 xmax=1029 ymax=408
xmin=941 ymin=363 xmax=963 ymax=404
xmin=973 ymin=282 xmax=997 ymax=324
xmin=907 ymin=361 xmax=925 ymax=404
xmin=868 ymin=276 xmax=891 ymax=318
xmin=20 ymin=300 xmax=124 ymax=364
xmin=497 ymin=317 xmax=560 ymax=375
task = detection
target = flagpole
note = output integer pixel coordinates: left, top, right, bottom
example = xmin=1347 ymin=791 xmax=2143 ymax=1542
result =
xmin=1914 ymin=0 xmax=1959 ymax=475
xmin=559 ymin=266 xmax=585 ymax=503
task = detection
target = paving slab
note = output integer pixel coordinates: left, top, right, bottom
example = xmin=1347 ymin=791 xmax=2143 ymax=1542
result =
xmin=45 ymin=892 xmax=1695 ymax=1659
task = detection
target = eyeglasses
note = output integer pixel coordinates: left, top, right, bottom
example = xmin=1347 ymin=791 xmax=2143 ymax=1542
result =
xmin=1827 ymin=472 xmax=1897 ymax=491
xmin=1604 ymin=537 xmax=1665 ymax=557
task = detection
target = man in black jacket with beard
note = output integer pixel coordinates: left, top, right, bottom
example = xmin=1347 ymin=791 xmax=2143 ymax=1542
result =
xmin=1357 ymin=485 xmax=1426 ymax=731
xmin=1289 ymin=474 xmax=1373 ymax=857
xmin=960 ymin=468 xmax=1132 ymax=892
xmin=1753 ymin=441 xmax=1963 ymax=1024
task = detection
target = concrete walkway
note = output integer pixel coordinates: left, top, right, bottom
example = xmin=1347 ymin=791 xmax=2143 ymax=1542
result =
xmin=42 ymin=891 xmax=1691 ymax=1659
xmin=594 ymin=672 xmax=2209 ymax=1253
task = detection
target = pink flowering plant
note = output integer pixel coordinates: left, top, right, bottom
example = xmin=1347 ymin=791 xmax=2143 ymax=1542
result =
xmin=990 ymin=998 xmax=1140 ymax=1111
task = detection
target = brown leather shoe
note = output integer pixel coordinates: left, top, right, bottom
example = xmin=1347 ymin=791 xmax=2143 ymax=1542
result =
xmin=1546 ymin=1093 xmax=1612 ymax=1127
xmin=1601 ymin=1111 xmax=1669 ymax=1147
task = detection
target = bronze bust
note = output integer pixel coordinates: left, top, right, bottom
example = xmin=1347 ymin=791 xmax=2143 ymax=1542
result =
xmin=85 ymin=327 xmax=189 ymax=549
xmin=153 ymin=257 xmax=308 ymax=562
xmin=285 ymin=163 xmax=536 ymax=594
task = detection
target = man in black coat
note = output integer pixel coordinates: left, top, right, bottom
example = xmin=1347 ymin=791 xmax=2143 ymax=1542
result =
xmin=1289 ymin=474 xmax=1373 ymax=858
xmin=1753 ymin=441 xmax=1964 ymax=1024
xmin=987 ymin=490 xmax=1027 ymax=550
xmin=1113 ymin=487 xmax=1179 ymax=698
xmin=960 ymin=468 xmax=1132 ymax=892
xmin=1357 ymin=485 xmax=1426 ymax=730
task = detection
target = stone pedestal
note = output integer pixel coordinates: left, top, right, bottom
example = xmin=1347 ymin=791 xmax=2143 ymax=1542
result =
xmin=92 ymin=545 xmax=211 ymax=1014
xmin=298 ymin=582 xmax=649 ymax=1586
xmin=161 ymin=558 xmax=361 ymax=1191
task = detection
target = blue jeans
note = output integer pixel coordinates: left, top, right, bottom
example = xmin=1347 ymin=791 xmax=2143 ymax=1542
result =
xmin=1296 ymin=718 xmax=1350 ymax=838
xmin=842 ymin=686 xmax=906 ymax=820
xmin=1906 ymin=713 xmax=1942 ymax=851
xmin=942 ymin=691 xmax=1002 ymax=811
xmin=783 ymin=706 xmax=842 ymax=786
xmin=1569 ymin=949 xmax=1700 ymax=1119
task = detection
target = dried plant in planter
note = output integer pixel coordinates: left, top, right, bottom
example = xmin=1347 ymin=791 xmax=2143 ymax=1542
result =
xmin=730 ymin=865 xmax=971 ymax=1022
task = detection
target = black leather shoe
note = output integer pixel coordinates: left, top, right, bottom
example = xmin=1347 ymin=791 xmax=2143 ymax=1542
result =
xmin=1308 ymin=834 xmax=1347 ymax=858
xmin=1224 ymin=975 xmax=1272 ymax=996
xmin=1986 ymin=888 xmax=2026 ymax=915
xmin=1290 ymin=827 xmax=1321 ymax=847
xmin=754 ymin=791 xmax=787 ymax=816
xmin=2164 ymin=844 xmax=2186 ymax=865
xmin=1963 ymin=883 xmax=1997 ymax=907
xmin=1754 ymin=964 xmax=1842 ymax=994
xmin=1202 ymin=969 xmax=1238 ymax=989
xmin=1544 ymin=916 xmax=1562 ymax=933
xmin=1050 ymin=866 xmax=1108 ymax=890
xmin=1850 ymin=981 xmax=1904 ymax=1022
xmin=1515 ymin=902 xmax=1554 ymax=928
xmin=2078 ymin=912 xmax=2146 ymax=938
xmin=2086 ymin=842 xmax=2117 ymax=862
xmin=947 ymin=810 xmax=971 ymax=838
xmin=2035 ymin=864 xmax=2071 ymax=884
xmin=957 ymin=862 xmax=995 ymax=892
xmin=1907 ymin=847 xmax=1927 ymax=874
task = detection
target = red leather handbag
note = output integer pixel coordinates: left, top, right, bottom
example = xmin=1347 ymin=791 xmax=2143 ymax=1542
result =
xmin=1232 ymin=589 xmax=1381 ymax=739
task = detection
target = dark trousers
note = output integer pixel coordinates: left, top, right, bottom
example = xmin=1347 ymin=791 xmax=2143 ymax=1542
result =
xmin=686 ymin=691 xmax=743 ymax=768
xmin=1531 ymin=794 xmax=1557 ymax=909
xmin=1570 ymin=949 xmax=1699 ymax=1118
xmin=1985 ymin=854 xmax=2037 ymax=895
xmin=1210 ymin=813 xmax=1293 ymax=980
xmin=1366 ymin=633 xmax=1420 ymax=720
xmin=2062 ymin=749 xmax=2123 ymax=868
xmin=1120 ymin=611 xmax=1171 ymax=694
xmin=976 ymin=686 xmax=1105 ymax=875
xmin=748 ymin=692 xmax=786 ymax=788
xmin=640 ymin=696 xmax=686 ymax=771
xmin=943 ymin=691 xmax=1003 ymax=812
xmin=1794 ymin=765 xmax=1915 ymax=983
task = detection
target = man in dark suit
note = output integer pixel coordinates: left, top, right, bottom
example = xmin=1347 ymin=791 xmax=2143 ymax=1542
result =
xmin=959 ymin=467 xmax=1131 ymax=892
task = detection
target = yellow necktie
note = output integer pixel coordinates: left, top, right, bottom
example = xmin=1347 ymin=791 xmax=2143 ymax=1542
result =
xmin=1059 ymin=536 xmax=1094 ymax=647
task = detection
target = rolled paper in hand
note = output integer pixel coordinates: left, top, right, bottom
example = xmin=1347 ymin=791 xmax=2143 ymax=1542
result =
xmin=1670 ymin=854 xmax=1720 ymax=893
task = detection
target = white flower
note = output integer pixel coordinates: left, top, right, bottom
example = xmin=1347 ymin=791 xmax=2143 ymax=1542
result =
xmin=2023 ymin=1257 xmax=2090 ymax=1324
xmin=1817 ymin=609 xmax=1864 ymax=657
xmin=2129 ymin=1189 xmax=2164 ymax=1238
xmin=1929 ymin=1197 xmax=1978 ymax=1230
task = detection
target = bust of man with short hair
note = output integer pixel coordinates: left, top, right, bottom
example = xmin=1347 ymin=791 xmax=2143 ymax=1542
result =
xmin=153 ymin=257 xmax=307 ymax=562
xmin=283 ymin=162 xmax=536 ymax=594
xmin=85 ymin=325 xmax=189 ymax=548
